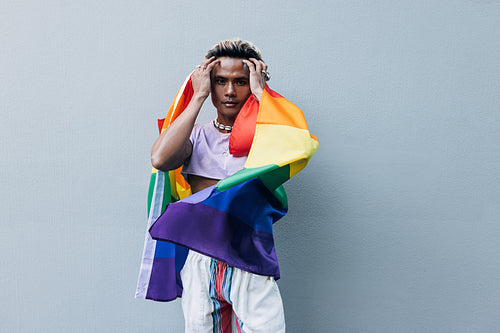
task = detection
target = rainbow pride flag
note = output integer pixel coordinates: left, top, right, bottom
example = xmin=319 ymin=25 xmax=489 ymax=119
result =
xmin=135 ymin=73 xmax=319 ymax=302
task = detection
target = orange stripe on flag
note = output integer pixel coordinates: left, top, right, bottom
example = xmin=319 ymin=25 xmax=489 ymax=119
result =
xmin=257 ymin=88 xmax=309 ymax=130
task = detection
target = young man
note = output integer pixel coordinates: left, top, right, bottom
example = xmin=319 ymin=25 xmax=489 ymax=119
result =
xmin=137 ymin=39 xmax=318 ymax=332
xmin=151 ymin=40 xmax=286 ymax=332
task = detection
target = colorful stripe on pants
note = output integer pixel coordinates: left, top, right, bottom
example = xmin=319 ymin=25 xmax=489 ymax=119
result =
xmin=209 ymin=259 xmax=244 ymax=333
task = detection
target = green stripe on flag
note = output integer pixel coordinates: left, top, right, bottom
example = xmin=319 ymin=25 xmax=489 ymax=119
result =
xmin=216 ymin=164 xmax=290 ymax=209
xmin=273 ymin=185 xmax=288 ymax=210
xmin=258 ymin=164 xmax=290 ymax=192
xmin=216 ymin=164 xmax=279 ymax=191
xmin=161 ymin=172 xmax=172 ymax=211
xmin=147 ymin=172 xmax=157 ymax=216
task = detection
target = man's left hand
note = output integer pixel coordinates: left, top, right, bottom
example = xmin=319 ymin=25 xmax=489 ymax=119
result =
xmin=242 ymin=58 xmax=270 ymax=102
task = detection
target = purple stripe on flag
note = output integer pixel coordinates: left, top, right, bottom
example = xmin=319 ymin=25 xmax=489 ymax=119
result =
xmin=150 ymin=202 xmax=281 ymax=278
xmin=146 ymin=257 xmax=179 ymax=301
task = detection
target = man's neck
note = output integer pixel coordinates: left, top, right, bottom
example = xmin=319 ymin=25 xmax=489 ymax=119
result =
xmin=215 ymin=115 xmax=236 ymax=133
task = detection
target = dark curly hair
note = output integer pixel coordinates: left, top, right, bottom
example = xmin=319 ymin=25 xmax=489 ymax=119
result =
xmin=205 ymin=39 xmax=263 ymax=61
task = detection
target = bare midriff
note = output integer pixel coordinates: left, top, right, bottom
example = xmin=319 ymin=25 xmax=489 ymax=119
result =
xmin=187 ymin=174 xmax=219 ymax=194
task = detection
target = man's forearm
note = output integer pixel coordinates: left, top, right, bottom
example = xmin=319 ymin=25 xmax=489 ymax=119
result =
xmin=151 ymin=94 xmax=207 ymax=171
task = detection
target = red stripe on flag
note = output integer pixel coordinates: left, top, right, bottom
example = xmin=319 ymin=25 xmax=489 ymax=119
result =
xmin=157 ymin=118 xmax=165 ymax=134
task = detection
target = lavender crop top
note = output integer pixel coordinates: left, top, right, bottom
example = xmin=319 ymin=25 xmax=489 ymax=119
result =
xmin=181 ymin=122 xmax=247 ymax=181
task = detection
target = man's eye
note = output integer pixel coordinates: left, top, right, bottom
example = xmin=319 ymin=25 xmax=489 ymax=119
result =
xmin=236 ymin=80 xmax=247 ymax=85
xmin=216 ymin=79 xmax=226 ymax=84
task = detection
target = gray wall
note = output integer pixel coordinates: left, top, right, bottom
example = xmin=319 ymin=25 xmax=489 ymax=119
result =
xmin=2 ymin=1 xmax=500 ymax=332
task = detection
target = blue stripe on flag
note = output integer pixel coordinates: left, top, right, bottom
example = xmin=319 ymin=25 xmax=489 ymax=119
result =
xmin=201 ymin=179 xmax=285 ymax=233
xmin=154 ymin=240 xmax=175 ymax=258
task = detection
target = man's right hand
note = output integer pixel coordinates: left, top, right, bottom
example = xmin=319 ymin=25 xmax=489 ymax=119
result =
xmin=191 ymin=57 xmax=220 ymax=99
xmin=151 ymin=57 xmax=219 ymax=171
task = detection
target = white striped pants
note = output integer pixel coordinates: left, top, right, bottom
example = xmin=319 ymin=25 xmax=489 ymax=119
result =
xmin=180 ymin=250 xmax=286 ymax=333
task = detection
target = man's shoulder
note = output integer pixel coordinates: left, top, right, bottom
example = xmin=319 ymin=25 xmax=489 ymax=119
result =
xmin=191 ymin=121 xmax=217 ymax=139
xmin=193 ymin=121 xmax=213 ymax=131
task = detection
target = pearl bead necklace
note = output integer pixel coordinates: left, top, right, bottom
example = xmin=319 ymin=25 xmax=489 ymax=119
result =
xmin=214 ymin=119 xmax=232 ymax=132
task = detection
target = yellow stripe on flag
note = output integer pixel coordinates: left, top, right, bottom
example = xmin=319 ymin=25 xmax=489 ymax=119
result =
xmin=245 ymin=124 xmax=318 ymax=169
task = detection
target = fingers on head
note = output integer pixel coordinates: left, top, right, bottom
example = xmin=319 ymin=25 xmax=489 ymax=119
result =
xmin=258 ymin=60 xmax=268 ymax=72
xmin=197 ymin=57 xmax=218 ymax=71
xmin=243 ymin=58 xmax=268 ymax=75
xmin=207 ymin=56 xmax=218 ymax=64
xmin=255 ymin=61 xmax=263 ymax=72
xmin=242 ymin=59 xmax=255 ymax=72
xmin=250 ymin=58 xmax=267 ymax=69
xmin=247 ymin=58 xmax=259 ymax=70
xmin=206 ymin=58 xmax=219 ymax=70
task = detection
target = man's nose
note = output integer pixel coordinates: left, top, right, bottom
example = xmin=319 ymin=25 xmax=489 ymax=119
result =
xmin=224 ymin=82 xmax=236 ymax=96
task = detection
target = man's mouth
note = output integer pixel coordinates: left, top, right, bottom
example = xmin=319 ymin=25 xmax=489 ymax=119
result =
xmin=222 ymin=101 xmax=238 ymax=108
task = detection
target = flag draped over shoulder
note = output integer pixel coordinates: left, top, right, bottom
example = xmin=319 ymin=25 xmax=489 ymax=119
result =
xmin=135 ymin=73 xmax=319 ymax=302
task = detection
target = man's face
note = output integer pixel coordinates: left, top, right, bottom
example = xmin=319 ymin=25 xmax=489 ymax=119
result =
xmin=210 ymin=57 xmax=252 ymax=122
